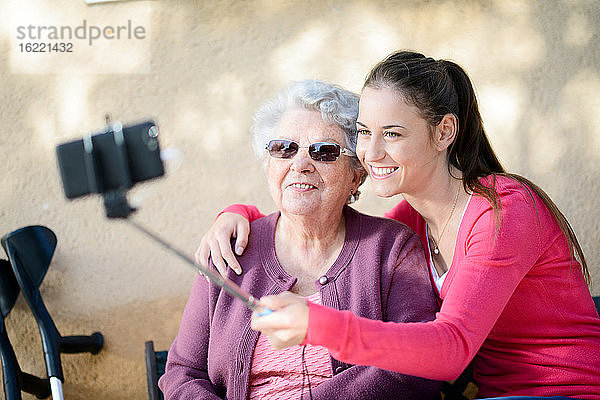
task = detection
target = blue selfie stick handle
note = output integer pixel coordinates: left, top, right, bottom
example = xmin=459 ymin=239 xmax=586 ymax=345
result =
xmin=257 ymin=308 xmax=273 ymax=316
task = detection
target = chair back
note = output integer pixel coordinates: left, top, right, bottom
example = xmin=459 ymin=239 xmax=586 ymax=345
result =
xmin=145 ymin=341 xmax=166 ymax=400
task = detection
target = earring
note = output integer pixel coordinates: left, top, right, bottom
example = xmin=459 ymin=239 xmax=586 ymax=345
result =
xmin=349 ymin=190 xmax=357 ymax=204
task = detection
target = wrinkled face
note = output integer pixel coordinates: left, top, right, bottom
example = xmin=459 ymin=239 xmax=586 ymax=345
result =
xmin=266 ymin=108 xmax=360 ymax=217
xmin=355 ymin=86 xmax=442 ymax=198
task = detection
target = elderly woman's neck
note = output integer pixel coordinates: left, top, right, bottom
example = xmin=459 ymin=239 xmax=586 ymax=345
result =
xmin=276 ymin=211 xmax=346 ymax=255
xmin=274 ymin=210 xmax=347 ymax=295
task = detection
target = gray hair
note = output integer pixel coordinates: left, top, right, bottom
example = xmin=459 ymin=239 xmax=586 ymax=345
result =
xmin=251 ymin=80 xmax=366 ymax=201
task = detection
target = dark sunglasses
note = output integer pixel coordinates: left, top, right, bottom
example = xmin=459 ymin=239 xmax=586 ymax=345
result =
xmin=266 ymin=139 xmax=354 ymax=162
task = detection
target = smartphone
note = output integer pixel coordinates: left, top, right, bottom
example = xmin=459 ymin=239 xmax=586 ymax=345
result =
xmin=56 ymin=121 xmax=164 ymax=199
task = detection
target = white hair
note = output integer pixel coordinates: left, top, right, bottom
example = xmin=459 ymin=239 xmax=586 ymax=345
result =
xmin=251 ymin=80 xmax=359 ymax=157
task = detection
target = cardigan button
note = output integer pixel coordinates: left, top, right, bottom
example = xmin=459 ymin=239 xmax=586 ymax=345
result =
xmin=318 ymin=276 xmax=328 ymax=285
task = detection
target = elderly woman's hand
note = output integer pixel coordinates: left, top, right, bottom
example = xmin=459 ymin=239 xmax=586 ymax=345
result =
xmin=195 ymin=212 xmax=250 ymax=276
xmin=251 ymin=292 xmax=310 ymax=350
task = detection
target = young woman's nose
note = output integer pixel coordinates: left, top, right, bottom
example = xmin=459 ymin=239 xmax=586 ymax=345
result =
xmin=362 ymin=135 xmax=386 ymax=163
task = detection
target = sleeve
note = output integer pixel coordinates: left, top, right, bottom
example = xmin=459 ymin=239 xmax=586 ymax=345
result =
xmin=217 ymin=204 xmax=265 ymax=222
xmin=305 ymin=190 xmax=542 ymax=381
xmin=310 ymin=234 xmax=442 ymax=399
xmin=158 ymin=274 xmax=222 ymax=399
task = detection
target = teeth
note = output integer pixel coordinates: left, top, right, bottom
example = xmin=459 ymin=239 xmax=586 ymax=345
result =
xmin=291 ymin=183 xmax=316 ymax=190
xmin=371 ymin=166 xmax=398 ymax=176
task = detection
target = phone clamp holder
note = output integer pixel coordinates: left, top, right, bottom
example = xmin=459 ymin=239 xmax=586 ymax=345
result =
xmin=103 ymin=190 xmax=136 ymax=219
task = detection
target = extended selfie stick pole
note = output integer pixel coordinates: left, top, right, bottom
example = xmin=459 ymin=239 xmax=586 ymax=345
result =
xmin=128 ymin=217 xmax=271 ymax=315
xmin=102 ymin=191 xmax=271 ymax=316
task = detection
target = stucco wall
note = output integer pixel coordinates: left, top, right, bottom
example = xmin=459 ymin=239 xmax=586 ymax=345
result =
xmin=1 ymin=1 xmax=598 ymax=399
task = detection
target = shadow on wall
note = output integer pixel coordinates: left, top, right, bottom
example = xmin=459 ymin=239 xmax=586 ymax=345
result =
xmin=0 ymin=1 xmax=598 ymax=399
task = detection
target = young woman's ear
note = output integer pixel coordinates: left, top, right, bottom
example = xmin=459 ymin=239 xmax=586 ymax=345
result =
xmin=434 ymin=113 xmax=458 ymax=151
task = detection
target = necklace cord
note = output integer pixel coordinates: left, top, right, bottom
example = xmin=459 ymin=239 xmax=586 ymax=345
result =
xmin=300 ymin=345 xmax=313 ymax=400
xmin=429 ymin=187 xmax=460 ymax=254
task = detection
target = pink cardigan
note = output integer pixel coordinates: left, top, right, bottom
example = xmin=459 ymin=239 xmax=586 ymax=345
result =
xmin=227 ymin=175 xmax=600 ymax=398
xmin=305 ymin=176 xmax=600 ymax=398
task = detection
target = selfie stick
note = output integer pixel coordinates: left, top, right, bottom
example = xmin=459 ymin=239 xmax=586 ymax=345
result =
xmin=76 ymin=117 xmax=271 ymax=316
xmin=129 ymin=217 xmax=271 ymax=315
xmin=73 ymin=118 xmax=276 ymax=319
xmin=102 ymin=190 xmax=272 ymax=316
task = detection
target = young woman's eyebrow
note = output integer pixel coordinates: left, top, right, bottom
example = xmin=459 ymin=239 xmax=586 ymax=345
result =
xmin=382 ymin=124 xmax=406 ymax=129
xmin=356 ymin=121 xmax=406 ymax=130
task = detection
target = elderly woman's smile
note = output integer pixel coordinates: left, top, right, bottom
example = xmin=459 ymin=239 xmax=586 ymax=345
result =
xmin=288 ymin=182 xmax=318 ymax=191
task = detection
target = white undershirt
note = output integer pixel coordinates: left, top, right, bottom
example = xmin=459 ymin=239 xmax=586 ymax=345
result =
xmin=426 ymin=194 xmax=473 ymax=294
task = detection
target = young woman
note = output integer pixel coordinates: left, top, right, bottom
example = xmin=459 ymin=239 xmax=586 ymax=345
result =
xmin=197 ymin=51 xmax=600 ymax=399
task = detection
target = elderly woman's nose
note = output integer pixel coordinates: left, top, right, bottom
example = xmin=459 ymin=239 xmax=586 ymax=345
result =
xmin=289 ymin=149 xmax=316 ymax=173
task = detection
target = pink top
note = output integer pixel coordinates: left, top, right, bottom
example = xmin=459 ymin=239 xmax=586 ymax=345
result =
xmin=249 ymin=292 xmax=332 ymax=400
xmin=304 ymin=176 xmax=600 ymax=398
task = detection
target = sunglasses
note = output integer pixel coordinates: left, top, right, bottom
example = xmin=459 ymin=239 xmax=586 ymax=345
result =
xmin=266 ymin=139 xmax=354 ymax=162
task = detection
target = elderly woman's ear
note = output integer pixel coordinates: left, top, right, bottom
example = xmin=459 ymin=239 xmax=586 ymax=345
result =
xmin=354 ymin=169 xmax=366 ymax=187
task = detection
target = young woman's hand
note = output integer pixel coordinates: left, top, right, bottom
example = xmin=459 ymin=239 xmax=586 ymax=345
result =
xmin=194 ymin=212 xmax=250 ymax=276
xmin=251 ymin=292 xmax=309 ymax=350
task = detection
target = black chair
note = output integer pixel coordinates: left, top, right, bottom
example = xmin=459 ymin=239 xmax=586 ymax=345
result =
xmin=1 ymin=225 xmax=104 ymax=398
xmin=0 ymin=259 xmax=50 ymax=400
xmin=145 ymin=341 xmax=167 ymax=400
xmin=441 ymin=363 xmax=477 ymax=400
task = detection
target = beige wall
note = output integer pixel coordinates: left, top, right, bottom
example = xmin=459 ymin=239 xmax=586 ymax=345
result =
xmin=1 ymin=0 xmax=598 ymax=398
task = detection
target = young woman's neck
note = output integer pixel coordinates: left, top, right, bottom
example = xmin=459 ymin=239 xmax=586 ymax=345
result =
xmin=402 ymin=166 xmax=466 ymax=234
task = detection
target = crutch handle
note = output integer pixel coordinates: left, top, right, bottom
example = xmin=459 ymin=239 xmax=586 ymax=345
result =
xmin=59 ymin=332 xmax=104 ymax=355
xmin=19 ymin=372 xmax=51 ymax=399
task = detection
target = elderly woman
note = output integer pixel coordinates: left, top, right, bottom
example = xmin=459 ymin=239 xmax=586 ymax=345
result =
xmin=158 ymin=80 xmax=442 ymax=399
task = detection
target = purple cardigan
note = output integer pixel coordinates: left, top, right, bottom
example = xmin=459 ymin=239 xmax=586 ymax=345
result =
xmin=159 ymin=206 xmax=442 ymax=399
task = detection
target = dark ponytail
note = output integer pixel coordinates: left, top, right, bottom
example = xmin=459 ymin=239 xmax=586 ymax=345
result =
xmin=364 ymin=50 xmax=589 ymax=283
xmin=440 ymin=60 xmax=504 ymax=212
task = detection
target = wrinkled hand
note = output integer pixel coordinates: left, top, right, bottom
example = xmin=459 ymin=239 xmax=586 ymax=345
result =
xmin=195 ymin=212 xmax=250 ymax=276
xmin=251 ymin=292 xmax=309 ymax=350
